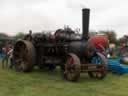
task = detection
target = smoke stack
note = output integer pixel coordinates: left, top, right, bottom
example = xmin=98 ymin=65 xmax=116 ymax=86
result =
xmin=82 ymin=8 xmax=90 ymax=40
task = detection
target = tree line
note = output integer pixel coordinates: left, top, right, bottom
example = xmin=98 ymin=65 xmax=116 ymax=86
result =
xmin=0 ymin=32 xmax=25 ymax=47
xmin=0 ymin=30 xmax=126 ymax=46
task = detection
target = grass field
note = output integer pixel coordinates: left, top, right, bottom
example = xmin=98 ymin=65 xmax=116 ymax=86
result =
xmin=0 ymin=60 xmax=128 ymax=96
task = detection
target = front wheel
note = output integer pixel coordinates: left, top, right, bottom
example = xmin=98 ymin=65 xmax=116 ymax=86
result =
xmin=88 ymin=52 xmax=107 ymax=79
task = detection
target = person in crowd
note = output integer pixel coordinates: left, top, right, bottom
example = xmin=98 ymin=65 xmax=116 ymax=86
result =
xmin=24 ymin=30 xmax=33 ymax=41
xmin=8 ymin=46 xmax=14 ymax=69
xmin=2 ymin=46 xmax=9 ymax=68
xmin=0 ymin=47 xmax=2 ymax=58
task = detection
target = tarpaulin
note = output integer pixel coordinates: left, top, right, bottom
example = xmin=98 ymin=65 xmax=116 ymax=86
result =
xmin=108 ymin=57 xmax=128 ymax=75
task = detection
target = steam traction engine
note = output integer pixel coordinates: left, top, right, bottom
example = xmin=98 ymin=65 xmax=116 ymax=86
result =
xmin=13 ymin=8 xmax=109 ymax=81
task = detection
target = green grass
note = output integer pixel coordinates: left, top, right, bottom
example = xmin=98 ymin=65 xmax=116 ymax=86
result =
xmin=0 ymin=61 xmax=128 ymax=96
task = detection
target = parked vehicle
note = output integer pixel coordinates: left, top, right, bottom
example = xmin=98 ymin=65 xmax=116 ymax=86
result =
xmin=13 ymin=8 xmax=109 ymax=81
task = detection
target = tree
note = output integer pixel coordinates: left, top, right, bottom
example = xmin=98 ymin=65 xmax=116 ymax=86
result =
xmin=0 ymin=33 xmax=11 ymax=47
xmin=14 ymin=32 xmax=25 ymax=40
xmin=89 ymin=30 xmax=98 ymax=37
xmin=13 ymin=32 xmax=25 ymax=43
xmin=0 ymin=33 xmax=9 ymax=39
xmin=99 ymin=30 xmax=117 ymax=44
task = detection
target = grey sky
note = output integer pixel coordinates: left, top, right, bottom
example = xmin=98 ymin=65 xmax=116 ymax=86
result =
xmin=0 ymin=0 xmax=127 ymax=38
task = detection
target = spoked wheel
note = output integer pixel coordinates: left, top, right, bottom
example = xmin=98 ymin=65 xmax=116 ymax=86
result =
xmin=64 ymin=53 xmax=81 ymax=81
xmin=88 ymin=52 xmax=107 ymax=79
xmin=13 ymin=40 xmax=36 ymax=72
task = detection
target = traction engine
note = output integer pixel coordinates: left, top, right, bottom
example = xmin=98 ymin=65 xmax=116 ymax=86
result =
xmin=13 ymin=8 xmax=109 ymax=81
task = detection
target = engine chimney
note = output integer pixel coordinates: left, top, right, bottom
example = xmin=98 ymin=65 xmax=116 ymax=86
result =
xmin=82 ymin=8 xmax=90 ymax=40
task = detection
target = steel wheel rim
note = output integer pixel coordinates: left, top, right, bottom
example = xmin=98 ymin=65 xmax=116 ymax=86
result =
xmin=89 ymin=52 xmax=107 ymax=79
xmin=64 ymin=53 xmax=80 ymax=81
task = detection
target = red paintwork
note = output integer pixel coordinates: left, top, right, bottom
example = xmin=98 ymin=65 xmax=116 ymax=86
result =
xmin=88 ymin=35 xmax=109 ymax=50
xmin=67 ymin=56 xmax=74 ymax=64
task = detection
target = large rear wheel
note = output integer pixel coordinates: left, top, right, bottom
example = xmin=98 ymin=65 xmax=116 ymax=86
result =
xmin=13 ymin=40 xmax=36 ymax=72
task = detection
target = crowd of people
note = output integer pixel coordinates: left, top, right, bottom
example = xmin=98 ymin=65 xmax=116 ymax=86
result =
xmin=0 ymin=44 xmax=14 ymax=69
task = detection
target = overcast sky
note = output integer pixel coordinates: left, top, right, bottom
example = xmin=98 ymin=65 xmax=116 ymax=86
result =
xmin=0 ymin=0 xmax=128 ymax=38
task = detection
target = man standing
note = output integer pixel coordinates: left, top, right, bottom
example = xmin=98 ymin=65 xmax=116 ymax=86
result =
xmin=2 ymin=46 xmax=9 ymax=68
xmin=8 ymin=46 xmax=14 ymax=69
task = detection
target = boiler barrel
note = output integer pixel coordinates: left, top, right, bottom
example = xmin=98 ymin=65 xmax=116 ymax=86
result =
xmin=68 ymin=41 xmax=96 ymax=59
